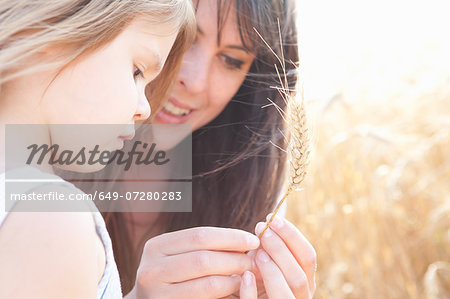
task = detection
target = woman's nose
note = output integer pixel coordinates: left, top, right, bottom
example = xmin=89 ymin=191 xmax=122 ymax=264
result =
xmin=177 ymin=47 xmax=209 ymax=95
xmin=133 ymin=91 xmax=151 ymax=122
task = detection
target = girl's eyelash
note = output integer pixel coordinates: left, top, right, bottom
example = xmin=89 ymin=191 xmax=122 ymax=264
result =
xmin=221 ymin=55 xmax=244 ymax=70
xmin=133 ymin=66 xmax=144 ymax=78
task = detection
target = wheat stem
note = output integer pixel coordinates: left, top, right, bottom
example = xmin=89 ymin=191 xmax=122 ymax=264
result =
xmin=258 ymin=191 xmax=291 ymax=238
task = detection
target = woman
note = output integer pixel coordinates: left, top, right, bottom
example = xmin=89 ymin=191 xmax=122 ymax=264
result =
xmin=64 ymin=0 xmax=317 ymax=298
xmin=0 ymin=0 xmax=195 ymax=298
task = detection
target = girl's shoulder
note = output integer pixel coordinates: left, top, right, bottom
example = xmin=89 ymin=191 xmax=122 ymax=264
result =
xmin=0 ymin=166 xmax=106 ymax=298
xmin=0 ymin=203 xmax=106 ymax=298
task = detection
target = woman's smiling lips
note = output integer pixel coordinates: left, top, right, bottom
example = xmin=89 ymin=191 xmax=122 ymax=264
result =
xmin=156 ymin=97 xmax=194 ymax=124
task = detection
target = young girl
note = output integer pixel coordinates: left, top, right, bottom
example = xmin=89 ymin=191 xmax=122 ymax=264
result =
xmin=0 ymin=1 xmax=196 ymax=298
xmin=75 ymin=0 xmax=317 ymax=298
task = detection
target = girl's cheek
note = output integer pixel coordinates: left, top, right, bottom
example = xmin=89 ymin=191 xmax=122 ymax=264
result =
xmin=111 ymin=83 xmax=137 ymax=116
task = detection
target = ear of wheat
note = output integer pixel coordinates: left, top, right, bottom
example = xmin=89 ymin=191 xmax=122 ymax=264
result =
xmin=258 ymin=90 xmax=310 ymax=238
xmin=253 ymin=21 xmax=310 ymax=239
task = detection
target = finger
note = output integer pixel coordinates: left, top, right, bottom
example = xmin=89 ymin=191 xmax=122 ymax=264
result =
xmin=168 ymin=275 xmax=241 ymax=299
xmin=247 ymin=249 xmax=259 ymax=276
xmin=147 ymin=227 xmax=260 ymax=256
xmin=265 ymin=214 xmax=317 ymax=292
xmin=256 ymin=223 xmax=310 ymax=298
xmin=247 ymin=250 xmax=269 ymax=297
xmin=240 ymin=271 xmax=257 ymax=299
xmin=255 ymin=249 xmax=295 ymax=299
xmin=159 ymin=250 xmax=253 ymax=282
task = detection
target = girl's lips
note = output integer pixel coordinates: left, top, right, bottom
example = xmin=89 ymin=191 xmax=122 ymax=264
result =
xmin=118 ymin=132 xmax=135 ymax=140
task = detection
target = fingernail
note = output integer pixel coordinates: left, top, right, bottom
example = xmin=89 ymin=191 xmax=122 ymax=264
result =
xmin=247 ymin=234 xmax=260 ymax=248
xmin=243 ymin=271 xmax=253 ymax=286
xmin=271 ymin=215 xmax=284 ymax=229
xmin=263 ymin=227 xmax=273 ymax=238
xmin=255 ymin=222 xmax=265 ymax=235
xmin=257 ymin=250 xmax=270 ymax=263
xmin=266 ymin=213 xmax=273 ymax=222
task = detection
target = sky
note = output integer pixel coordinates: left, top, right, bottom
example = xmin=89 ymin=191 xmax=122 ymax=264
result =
xmin=296 ymin=0 xmax=450 ymax=103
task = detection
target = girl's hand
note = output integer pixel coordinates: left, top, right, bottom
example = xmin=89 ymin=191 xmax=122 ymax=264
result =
xmin=250 ymin=214 xmax=317 ymax=299
xmin=125 ymin=227 xmax=260 ymax=299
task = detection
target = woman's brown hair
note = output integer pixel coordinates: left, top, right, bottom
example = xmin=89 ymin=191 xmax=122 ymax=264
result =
xmin=59 ymin=0 xmax=299 ymax=294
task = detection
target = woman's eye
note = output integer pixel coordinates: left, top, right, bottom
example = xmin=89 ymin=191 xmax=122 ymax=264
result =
xmin=133 ymin=66 xmax=144 ymax=79
xmin=221 ymin=55 xmax=244 ymax=70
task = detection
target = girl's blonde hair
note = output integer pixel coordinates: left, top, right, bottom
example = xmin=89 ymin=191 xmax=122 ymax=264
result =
xmin=0 ymin=0 xmax=196 ymax=105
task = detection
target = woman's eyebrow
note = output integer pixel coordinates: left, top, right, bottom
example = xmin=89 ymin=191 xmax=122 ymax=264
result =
xmin=224 ymin=45 xmax=251 ymax=54
xmin=197 ymin=24 xmax=252 ymax=54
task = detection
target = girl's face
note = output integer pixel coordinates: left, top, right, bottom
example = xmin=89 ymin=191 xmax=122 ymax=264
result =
xmin=42 ymin=17 xmax=177 ymax=127
xmin=0 ymin=17 xmax=178 ymax=172
xmin=153 ymin=0 xmax=255 ymax=131
xmin=38 ymin=17 xmax=178 ymax=162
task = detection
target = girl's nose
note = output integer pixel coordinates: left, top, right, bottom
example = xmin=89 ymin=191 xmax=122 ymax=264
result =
xmin=133 ymin=91 xmax=151 ymax=122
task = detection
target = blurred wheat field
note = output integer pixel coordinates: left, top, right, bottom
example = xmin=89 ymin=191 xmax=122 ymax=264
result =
xmin=286 ymin=0 xmax=450 ymax=298
xmin=287 ymin=87 xmax=449 ymax=298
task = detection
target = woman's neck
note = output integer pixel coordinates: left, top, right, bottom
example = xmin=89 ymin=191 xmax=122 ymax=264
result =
xmin=123 ymin=212 xmax=162 ymax=251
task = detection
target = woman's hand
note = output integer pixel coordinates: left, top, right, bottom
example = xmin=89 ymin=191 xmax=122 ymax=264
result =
xmin=249 ymin=214 xmax=317 ymax=299
xmin=125 ymin=227 xmax=260 ymax=299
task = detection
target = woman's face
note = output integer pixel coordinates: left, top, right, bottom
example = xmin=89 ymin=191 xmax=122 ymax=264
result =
xmin=153 ymin=0 xmax=255 ymax=131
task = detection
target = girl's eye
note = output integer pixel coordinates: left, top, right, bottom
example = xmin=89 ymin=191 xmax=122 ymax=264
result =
xmin=133 ymin=66 xmax=144 ymax=79
xmin=221 ymin=55 xmax=244 ymax=70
